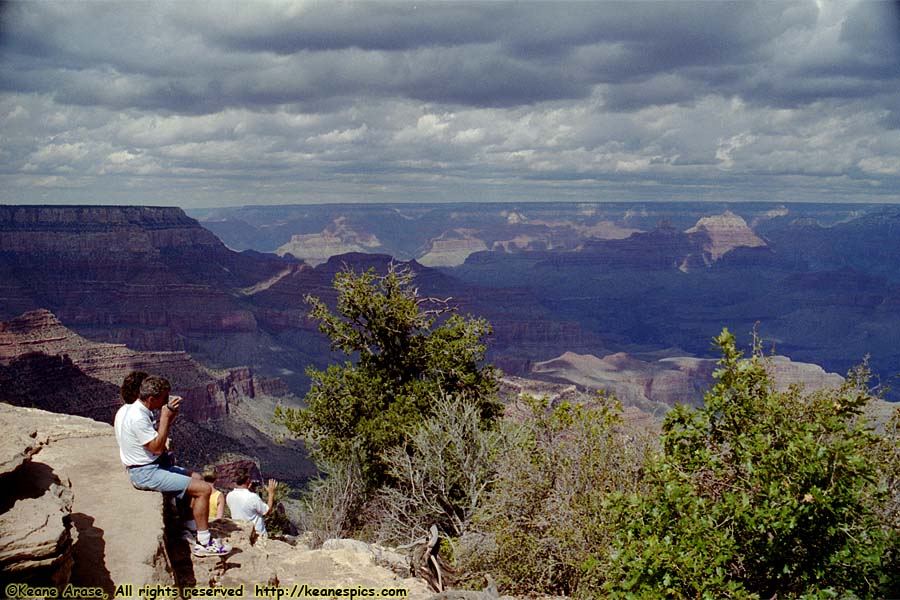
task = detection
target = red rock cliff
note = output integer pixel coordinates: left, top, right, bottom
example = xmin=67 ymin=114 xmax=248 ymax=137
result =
xmin=0 ymin=309 xmax=287 ymax=423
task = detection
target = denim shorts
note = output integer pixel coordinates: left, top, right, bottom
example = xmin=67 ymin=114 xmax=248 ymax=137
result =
xmin=128 ymin=463 xmax=192 ymax=499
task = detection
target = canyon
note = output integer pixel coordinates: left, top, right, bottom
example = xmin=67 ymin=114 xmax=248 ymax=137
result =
xmin=2 ymin=201 xmax=895 ymax=593
xmin=0 ymin=308 xmax=311 ymax=482
xmin=4 ymin=203 xmax=895 ymax=410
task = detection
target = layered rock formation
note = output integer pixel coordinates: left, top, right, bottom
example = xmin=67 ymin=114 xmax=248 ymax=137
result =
xmin=685 ymin=210 xmax=767 ymax=262
xmin=276 ymin=217 xmax=384 ymax=266
xmin=0 ymin=309 xmax=286 ymax=423
xmin=532 ymin=350 xmax=845 ymax=415
xmin=0 ymin=205 xmax=296 ymax=352
xmin=0 ymin=309 xmax=312 ymax=482
xmin=498 ymin=374 xmax=657 ymax=430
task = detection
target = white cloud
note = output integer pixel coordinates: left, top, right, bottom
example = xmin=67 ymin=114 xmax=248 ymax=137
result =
xmin=858 ymin=157 xmax=900 ymax=176
xmin=0 ymin=1 xmax=898 ymax=206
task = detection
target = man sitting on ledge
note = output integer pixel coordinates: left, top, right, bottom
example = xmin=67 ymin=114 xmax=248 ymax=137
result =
xmin=114 ymin=375 xmax=231 ymax=557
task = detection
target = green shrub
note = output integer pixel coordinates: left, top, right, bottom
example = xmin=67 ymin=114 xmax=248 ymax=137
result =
xmin=594 ymin=329 xmax=899 ymax=599
xmin=464 ymin=393 xmax=656 ymax=596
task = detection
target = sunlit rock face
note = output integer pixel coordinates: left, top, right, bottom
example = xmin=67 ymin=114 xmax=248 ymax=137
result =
xmin=685 ymin=210 xmax=766 ymax=262
xmin=276 ymin=216 xmax=384 ymax=266
xmin=418 ymin=229 xmax=490 ymax=267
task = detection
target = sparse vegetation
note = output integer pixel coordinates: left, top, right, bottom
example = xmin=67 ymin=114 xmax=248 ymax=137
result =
xmin=371 ymin=393 xmax=504 ymax=544
xmin=458 ymin=394 xmax=656 ymax=595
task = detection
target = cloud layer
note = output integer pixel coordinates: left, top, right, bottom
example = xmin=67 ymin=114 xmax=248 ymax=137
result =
xmin=1 ymin=0 xmax=899 ymax=207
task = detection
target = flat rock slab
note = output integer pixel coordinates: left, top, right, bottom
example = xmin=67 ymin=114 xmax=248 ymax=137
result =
xmin=0 ymin=405 xmax=170 ymax=595
xmin=0 ymin=413 xmax=41 ymax=476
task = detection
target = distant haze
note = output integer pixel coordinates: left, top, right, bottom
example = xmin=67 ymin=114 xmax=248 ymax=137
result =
xmin=1 ymin=1 xmax=899 ymax=207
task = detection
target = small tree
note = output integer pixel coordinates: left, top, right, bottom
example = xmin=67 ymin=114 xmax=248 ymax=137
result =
xmin=595 ymin=329 xmax=899 ymax=599
xmin=276 ymin=263 xmax=502 ymax=495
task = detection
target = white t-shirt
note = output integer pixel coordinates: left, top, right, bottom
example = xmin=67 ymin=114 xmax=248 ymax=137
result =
xmin=114 ymin=401 xmax=160 ymax=467
xmin=226 ymin=487 xmax=269 ymax=534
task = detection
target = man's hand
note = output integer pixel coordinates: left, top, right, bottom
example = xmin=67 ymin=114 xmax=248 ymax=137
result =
xmin=146 ymin=393 xmax=180 ymax=455
xmin=165 ymin=395 xmax=183 ymax=415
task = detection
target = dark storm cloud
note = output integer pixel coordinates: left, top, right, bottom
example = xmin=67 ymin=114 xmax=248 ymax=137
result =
xmin=0 ymin=0 xmax=848 ymax=114
xmin=199 ymin=3 xmax=501 ymax=53
xmin=1 ymin=0 xmax=899 ymax=207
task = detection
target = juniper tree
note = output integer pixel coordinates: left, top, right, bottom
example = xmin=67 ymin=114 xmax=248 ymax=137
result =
xmin=276 ymin=263 xmax=502 ymax=492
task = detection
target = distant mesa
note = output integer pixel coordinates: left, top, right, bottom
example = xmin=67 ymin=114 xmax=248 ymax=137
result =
xmin=685 ymin=210 xmax=767 ymax=262
xmin=530 ymin=218 xmax=640 ymax=242
xmin=0 ymin=205 xmax=225 ymax=254
xmin=532 ymin=350 xmax=844 ymax=416
xmin=491 ymin=219 xmax=641 ymax=254
xmin=276 ymin=217 xmax=383 ymax=266
xmin=418 ymin=228 xmax=489 ymax=267
xmin=504 ymin=210 xmax=528 ymax=224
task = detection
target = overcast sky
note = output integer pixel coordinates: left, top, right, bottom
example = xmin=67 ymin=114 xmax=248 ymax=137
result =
xmin=1 ymin=1 xmax=899 ymax=208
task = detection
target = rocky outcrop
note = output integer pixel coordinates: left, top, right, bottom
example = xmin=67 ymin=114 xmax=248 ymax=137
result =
xmin=0 ymin=404 xmax=169 ymax=593
xmin=173 ymin=523 xmax=434 ymax=599
xmin=0 ymin=466 xmax=76 ymax=588
xmin=276 ymin=217 xmax=383 ymax=266
xmin=0 ymin=417 xmax=42 ymax=476
xmin=685 ymin=210 xmax=766 ymax=262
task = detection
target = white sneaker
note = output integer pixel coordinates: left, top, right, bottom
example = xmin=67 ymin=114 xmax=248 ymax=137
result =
xmin=191 ymin=538 xmax=232 ymax=557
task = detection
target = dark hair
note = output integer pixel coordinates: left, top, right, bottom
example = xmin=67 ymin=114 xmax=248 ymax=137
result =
xmin=139 ymin=376 xmax=171 ymax=401
xmin=120 ymin=370 xmax=149 ymax=404
xmin=234 ymin=466 xmax=251 ymax=486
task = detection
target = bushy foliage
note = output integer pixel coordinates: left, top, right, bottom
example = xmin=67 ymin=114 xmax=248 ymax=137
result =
xmin=593 ymin=329 xmax=899 ymax=599
xmin=371 ymin=394 xmax=504 ymax=544
xmin=462 ymin=394 xmax=656 ymax=596
xmin=275 ymin=264 xmax=502 ymax=493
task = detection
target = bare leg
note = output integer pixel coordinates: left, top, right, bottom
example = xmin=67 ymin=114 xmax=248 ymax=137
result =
xmin=185 ymin=479 xmax=212 ymax=531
